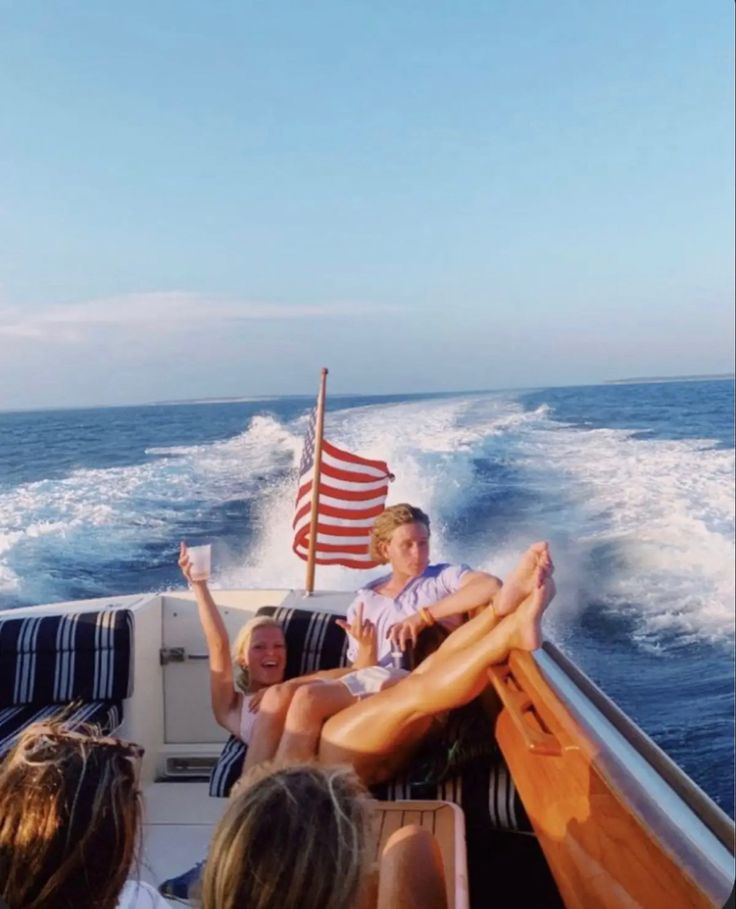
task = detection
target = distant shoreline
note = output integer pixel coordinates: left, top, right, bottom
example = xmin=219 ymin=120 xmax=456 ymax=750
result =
xmin=604 ymin=373 xmax=734 ymax=385
xmin=1 ymin=375 xmax=733 ymax=415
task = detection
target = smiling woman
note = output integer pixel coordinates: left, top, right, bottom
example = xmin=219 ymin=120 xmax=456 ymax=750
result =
xmin=231 ymin=618 xmax=288 ymax=694
xmin=178 ymin=543 xmax=289 ymax=744
xmin=177 ymin=543 xmax=364 ymax=745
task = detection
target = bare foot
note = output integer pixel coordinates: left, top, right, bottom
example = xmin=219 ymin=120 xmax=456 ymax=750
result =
xmin=493 ymin=542 xmax=552 ymax=617
xmin=508 ymin=569 xmax=555 ymax=651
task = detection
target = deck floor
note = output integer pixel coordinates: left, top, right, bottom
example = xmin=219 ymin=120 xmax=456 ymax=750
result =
xmin=139 ymin=782 xmax=468 ymax=908
xmin=139 ymin=782 xmax=223 ymax=906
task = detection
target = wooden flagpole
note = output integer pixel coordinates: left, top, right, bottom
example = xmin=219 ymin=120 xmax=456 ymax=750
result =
xmin=304 ymin=367 xmax=328 ymax=595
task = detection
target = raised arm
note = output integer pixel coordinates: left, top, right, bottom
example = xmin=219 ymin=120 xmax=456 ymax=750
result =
xmin=179 ymin=543 xmax=241 ymax=736
xmin=389 ymin=570 xmax=502 ymax=651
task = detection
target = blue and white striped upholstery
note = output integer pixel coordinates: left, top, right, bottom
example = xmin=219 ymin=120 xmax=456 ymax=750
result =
xmin=373 ymin=754 xmax=533 ymax=834
xmin=209 ymin=734 xmax=249 ymax=798
xmin=0 ymin=700 xmax=123 ymax=757
xmin=0 ymin=609 xmax=134 ymax=709
xmin=208 ymin=733 xmax=531 ymax=833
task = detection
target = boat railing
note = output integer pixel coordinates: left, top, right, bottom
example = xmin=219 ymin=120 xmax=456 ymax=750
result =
xmin=540 ymin=641 xmax=735 ymax=855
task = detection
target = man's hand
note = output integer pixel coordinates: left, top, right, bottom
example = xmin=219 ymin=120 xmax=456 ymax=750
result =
xmin=387 ymin=611 xmax=427 ymax=652
xmin=336 ymin=602 xmax=376 ymax=651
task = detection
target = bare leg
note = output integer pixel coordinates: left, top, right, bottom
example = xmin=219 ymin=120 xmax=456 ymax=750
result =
xmin=376 ymin=825 xmax=448 ymax=909
xmin=413 ymin=542 xmax=552 ymax=674
xmin=242 ymin=680 xmax=310 ymax=772
xmin=242 ymin=667 xmax=373 ymax=773
xmin=319 ymin=573 xmax=554 ymax=785
xmin=274 ymin=680 xmax=357 ymax=763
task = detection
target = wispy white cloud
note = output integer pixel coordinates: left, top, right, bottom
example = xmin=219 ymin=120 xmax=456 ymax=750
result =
xmin=0 ymin=292 xmax=399 ymax=341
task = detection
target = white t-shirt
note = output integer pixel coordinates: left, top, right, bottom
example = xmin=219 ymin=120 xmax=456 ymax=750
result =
xmin=116 ymin=880 xmax=170 ymax=909
xmin=346 ymin=563 xmax=471 ymax=665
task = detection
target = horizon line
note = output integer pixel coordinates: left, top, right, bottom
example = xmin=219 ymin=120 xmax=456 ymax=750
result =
xmin=0 ymin=373 xmax=733 ymax=416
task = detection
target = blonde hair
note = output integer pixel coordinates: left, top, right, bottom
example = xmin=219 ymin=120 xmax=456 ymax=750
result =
xmin=202 ymin=763 xmax=371 ymax=909
xmin=231 ymin=615 xmax=285 ymax=692
xmin=0 ymin=720 xmax=143 ymax=909
xmin=369 ymin=503 xmax=431 ymax=564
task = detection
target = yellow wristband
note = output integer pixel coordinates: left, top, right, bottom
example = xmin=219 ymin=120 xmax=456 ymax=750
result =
xmin=419 ymin=607 xmax=435 ymax=627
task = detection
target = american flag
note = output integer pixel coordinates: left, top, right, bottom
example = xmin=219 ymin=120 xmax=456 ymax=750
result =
xmin=292 ymin=409 xmax=393 ymax=568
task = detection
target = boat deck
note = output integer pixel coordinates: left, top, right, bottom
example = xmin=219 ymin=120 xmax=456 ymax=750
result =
xmin=139 ymin=782 xmax=469 ymax=909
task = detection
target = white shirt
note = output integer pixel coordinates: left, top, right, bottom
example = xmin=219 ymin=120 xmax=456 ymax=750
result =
xmin=116 ymin=880 xmax=170 ymax=909
xmin=346 ymin=563 xmax=471 ymax=665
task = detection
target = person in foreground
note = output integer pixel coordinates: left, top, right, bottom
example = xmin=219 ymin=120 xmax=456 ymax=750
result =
xmin=203 ymin=762 xmax=449 ymax=909
xmin=239 ymin=544 xmax=554 ymax=786
xmin=0 ymin=721 xmax=166 ymax=909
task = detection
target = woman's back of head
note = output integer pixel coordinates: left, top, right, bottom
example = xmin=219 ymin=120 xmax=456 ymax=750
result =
xmin=0 ymin=721 xmax=143 ymax=909
xmin=203 ymin=763 xmax=372 ymax=909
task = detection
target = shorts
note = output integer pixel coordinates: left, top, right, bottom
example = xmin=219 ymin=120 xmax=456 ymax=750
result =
xmin=340 ymin=665 xmax=408 ymax=699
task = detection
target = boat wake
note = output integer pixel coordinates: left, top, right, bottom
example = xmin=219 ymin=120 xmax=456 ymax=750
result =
xmin=0 ymin=391 xmax=733 ymax=655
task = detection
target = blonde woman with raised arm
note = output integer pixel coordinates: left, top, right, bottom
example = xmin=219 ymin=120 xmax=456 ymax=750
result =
xmin=178 ymin=542 xmax=377 ymax=748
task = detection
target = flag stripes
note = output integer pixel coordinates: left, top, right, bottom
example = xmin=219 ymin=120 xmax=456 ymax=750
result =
xmin=292 ymin=413 xmax=393 ymax=568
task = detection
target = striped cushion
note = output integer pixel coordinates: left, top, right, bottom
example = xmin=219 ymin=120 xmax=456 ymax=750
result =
xmin=0 ymin=609 xmax=134 ymax=708
xmin=207 ymin=732 xmax=531 ymax=832
xmin=0 ymin=700 xmax=123 ymax=758
xmin=373 ymin=754 xmax=533 ymax=834
xmin=256 ymin=605 xmax=349 ymax=678
xmin=209 ymin=734 xmax=249 ymax=797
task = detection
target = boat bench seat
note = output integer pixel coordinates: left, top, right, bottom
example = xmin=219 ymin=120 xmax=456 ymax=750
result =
xmin=0 ymin=608 xmax=133 ymax=757
xmin=208 ymin=604 xmax=533 ymax=836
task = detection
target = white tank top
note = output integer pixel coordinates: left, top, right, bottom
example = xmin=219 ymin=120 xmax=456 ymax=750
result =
xmin=239 ymin=694 xmax=257 ymax=744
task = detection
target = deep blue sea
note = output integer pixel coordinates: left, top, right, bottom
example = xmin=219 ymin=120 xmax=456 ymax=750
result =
xmin=1 ymin=380 xmax=733 ymax=816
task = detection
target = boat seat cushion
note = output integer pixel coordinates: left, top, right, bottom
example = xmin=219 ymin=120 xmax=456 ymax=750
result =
xmin=0 ymin=699 xmax=124 ymax=758
xmin=208 ymin=733 xmax=532 ymax=833
xmin=0 ymin=608 xmax=134 ymax=709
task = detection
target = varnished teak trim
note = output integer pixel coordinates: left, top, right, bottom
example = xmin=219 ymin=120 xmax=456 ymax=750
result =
xmin=493 ymin=650 xmax=734 ymax=909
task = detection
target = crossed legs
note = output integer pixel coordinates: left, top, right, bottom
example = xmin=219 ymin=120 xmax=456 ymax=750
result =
xmin=244 ymin=542 xmax=553 ymax=781
xmin=318 ymin=559 xmax=555 ymax=785
xmin=242 ymin=677 xmax=358 ymax=772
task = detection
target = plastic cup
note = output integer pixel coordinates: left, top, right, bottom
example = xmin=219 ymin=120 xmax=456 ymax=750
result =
xmin=391 ymin=650 xmax=403 ymax=670
xmin=188 ymin=544 xmax=211 ymax=581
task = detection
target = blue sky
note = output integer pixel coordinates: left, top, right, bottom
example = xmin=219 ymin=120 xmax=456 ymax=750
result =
xmin=0 ymin=1 xmax=733 ymax=409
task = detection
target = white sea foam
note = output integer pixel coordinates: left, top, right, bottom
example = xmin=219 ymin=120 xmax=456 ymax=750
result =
xmin=224 ymin=393 xmax=734 ymax=649
xmin=220 ymin=394 xmax=544 ymax=590
xmin=496 ymin=420 xmax=735 ymax=648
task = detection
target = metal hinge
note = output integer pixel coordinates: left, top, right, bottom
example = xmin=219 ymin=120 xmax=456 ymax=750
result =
xmin=159 ymin=647 xmax=209 ymax=665
xmin=159 ymin=646 xmax=186 ymax=665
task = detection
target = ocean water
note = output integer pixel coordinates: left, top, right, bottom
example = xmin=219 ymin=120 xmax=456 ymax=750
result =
xmin=1 ymin=380 xmax=733 ymax=816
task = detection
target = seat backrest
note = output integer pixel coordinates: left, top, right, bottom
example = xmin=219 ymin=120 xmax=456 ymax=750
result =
xmin=0 ymin=609 xmax=134 ymax=708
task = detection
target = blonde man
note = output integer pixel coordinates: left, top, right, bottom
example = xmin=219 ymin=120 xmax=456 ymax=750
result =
xmin=347 ymin=503 xmax=505 ymax=662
